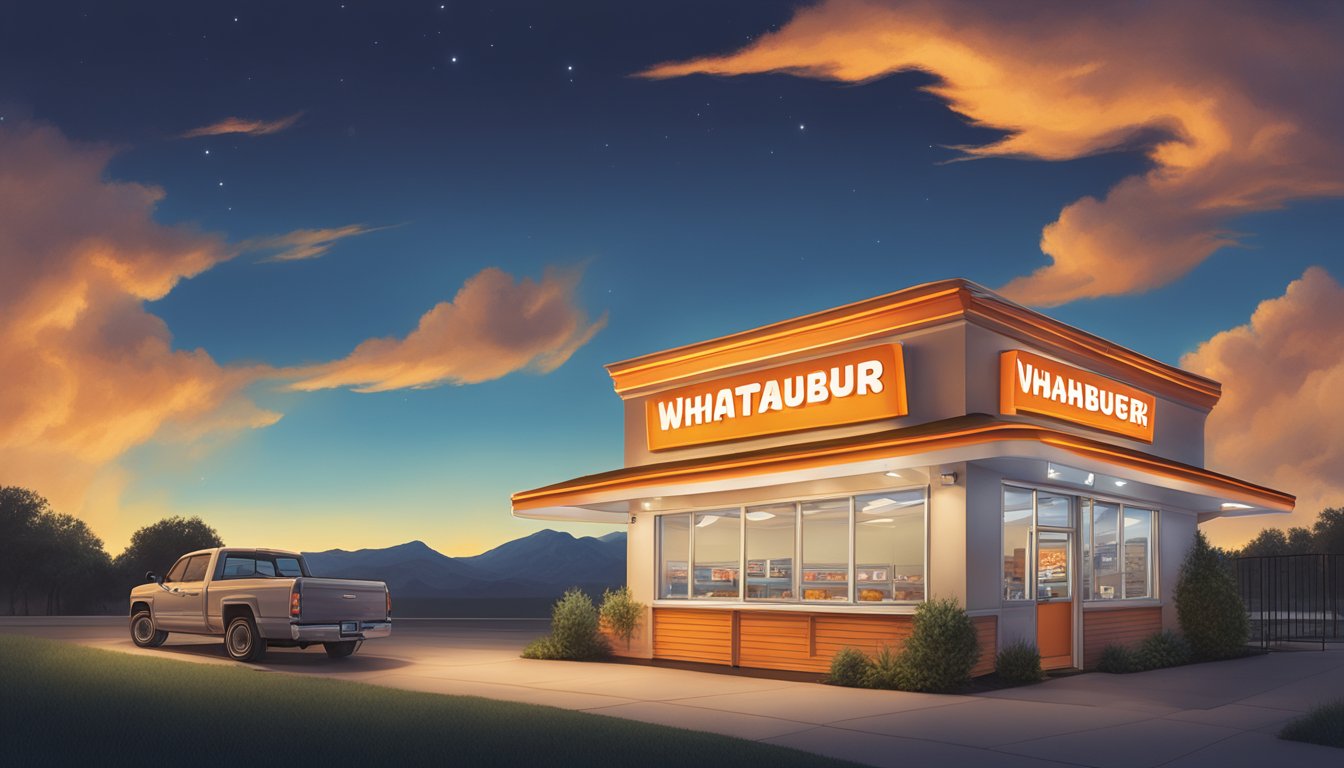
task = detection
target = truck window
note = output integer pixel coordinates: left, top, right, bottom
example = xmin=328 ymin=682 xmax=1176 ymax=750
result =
xmin=164 ymin=557 xmax=190 ymax=583
xmin=275 ymin=557 xmax=304 ymax=577
xmin=180 ymin=555 xmax=210 ymax=582
xmin=222 ymin=555 xmax=257 ymax=579
xmin=255 ymin=559 xmax=277 ymax=577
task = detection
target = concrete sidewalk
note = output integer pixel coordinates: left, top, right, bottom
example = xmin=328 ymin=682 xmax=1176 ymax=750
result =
xmin=3 ymin=617 xmax=1339 ymax=767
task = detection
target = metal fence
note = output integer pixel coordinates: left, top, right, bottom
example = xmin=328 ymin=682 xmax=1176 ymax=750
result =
xmin=1236 ymin=554 xmax=1344 ymax=649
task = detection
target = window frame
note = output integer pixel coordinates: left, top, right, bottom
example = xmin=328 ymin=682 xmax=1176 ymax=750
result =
xmin=653 ymin=484 xmax=928 ymax=608
xmin=1000 ymin=481 xmax=1160 ymax=606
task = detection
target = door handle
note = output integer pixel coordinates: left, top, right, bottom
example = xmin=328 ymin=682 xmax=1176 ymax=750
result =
xmin=179 ymin=591 xmax=200 ymax=597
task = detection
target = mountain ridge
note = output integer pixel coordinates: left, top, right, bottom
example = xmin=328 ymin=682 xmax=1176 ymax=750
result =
xmin=302 ymin=529 xmax=627 ymax=600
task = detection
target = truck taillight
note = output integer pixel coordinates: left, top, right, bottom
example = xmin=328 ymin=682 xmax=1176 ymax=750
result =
xmin=386 ymin=590 xmax=392 ymax=617
xmin=290 ymin=591 xmax=301 ymax=617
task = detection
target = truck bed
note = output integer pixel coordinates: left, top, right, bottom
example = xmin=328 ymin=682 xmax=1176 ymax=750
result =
xmin=297 ymin=578 xmax=387 ymax=624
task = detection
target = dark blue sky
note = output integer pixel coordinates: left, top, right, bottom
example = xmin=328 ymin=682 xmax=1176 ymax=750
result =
xmin=2 ymin=1 xmax=1339 ymax=552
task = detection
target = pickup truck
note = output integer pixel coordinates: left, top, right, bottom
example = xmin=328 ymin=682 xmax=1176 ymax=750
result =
xmin=129 ymin=547 xmax=391 ymax=662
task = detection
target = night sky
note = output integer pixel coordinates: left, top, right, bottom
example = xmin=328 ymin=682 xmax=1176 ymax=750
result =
xmin=2 ymin=1 xmax=1341 ymax=553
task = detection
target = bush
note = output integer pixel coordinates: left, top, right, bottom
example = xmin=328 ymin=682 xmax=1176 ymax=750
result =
xmin=896 ymin=597 xmax=980 ymax=693
xmin=1280 ymin=698 xmax=1344 ymax=748
xmin=995 ymin=640 xmax=1044 ymax=685
xmin=1136 ymin=630 xmax=1192 ymax=671
xmin=520 ymin=588 xmax=608 ymax=660
xmin=862 ymin=645 xmax=906 ymax=690
xmin=1175 ymin=531 xmax=1249 ymax=660
xmin=599 ymin=586 xmax=645 ymax=651
xmin=827 ymin=647 xmax=873 ymax=687
xmin=1097 ymin=643 xmax=1137 ymax=673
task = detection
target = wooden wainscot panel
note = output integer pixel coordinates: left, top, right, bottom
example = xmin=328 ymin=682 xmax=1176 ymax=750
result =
xmin=1082 ymin=607 xmax=1162 ymax=669
xmin=737 ymin=612 xmax=817 ymax=671
xmin=652 ymin=608 xmax=734 ymax=665
xmin=971 ymin=615 xmax=998 ymax=678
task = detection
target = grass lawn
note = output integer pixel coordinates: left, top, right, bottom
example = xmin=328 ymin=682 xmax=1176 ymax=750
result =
xmin=1280 ymin=699 xmax=1344 ymax=749
xmin=0 ymin=635 xmax=859 ymax=767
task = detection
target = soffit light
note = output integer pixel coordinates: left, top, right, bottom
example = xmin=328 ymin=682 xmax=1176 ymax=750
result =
xmin=861 ymin=518 xmax=894 ymax=525
xmin=1221 ymin=502 xmax=1254 ymax=510
xmin=1046 ymin=462 xmax=1095 ymax=487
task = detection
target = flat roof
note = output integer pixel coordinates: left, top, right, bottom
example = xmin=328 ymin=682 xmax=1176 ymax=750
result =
xmin=604 ymin=278 xmax=1221 ymax=409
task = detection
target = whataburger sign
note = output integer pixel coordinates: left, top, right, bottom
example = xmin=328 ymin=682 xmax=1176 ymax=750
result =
xmin=645 ymin=344 xmax=907 ymax=451
xmin=1000 ymin=349 xmax=1156 ymax=443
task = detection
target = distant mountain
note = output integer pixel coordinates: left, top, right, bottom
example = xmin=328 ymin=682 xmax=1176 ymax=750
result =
xmin=302 ymin=530 xmax=627 ymax=600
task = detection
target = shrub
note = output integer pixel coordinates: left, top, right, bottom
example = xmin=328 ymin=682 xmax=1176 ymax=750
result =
xmin=827 ymin=647 xmax=873 ymax=688
xmin=1097 ymin=643 xmax=1137 ymax=673
xmin=895 ymin=597 xmax=980 ymax=693
xmin=599 ymin=586 xmax=645 ymax=651
xmin=1175 ymin=530 xmax=1249 ymax=660
xmin=520 ymin=588 xmax=608 ymax=660
xmin=862 ymin=645 xmax=906 ymax=690
xmin=1280 ymin=699 xmax=1344 ymax=748
xmin=995 ymin=640 xmax=1044 ymax=685
xmin=1136 ymin=630 xmax=1192 ymax=671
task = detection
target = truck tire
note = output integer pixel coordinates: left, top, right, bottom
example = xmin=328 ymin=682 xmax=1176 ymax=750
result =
xmin=324 ymin=640 xmax=360 ymax=659
xmin=225 ymin=615 xmax=267 ymax=662
xmin=130 ymin=610 xmax=168 ymax=648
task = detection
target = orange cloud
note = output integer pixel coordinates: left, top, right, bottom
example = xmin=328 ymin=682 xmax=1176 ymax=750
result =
xmin=181 ymin=112 xmax=302 ymax=138
xmin=286 ymin=266 xmax=607 ymax=392
xmin=0 ymin=120 xmax=281 ymax=538
xmin=1182 ymin=268 xmax=1344 ymax=547
xmin=245 ymin=223 xmax=390 ymax=262
xmin=0 ymin=119 xmax=607 ymax=551
xmin=640 ymin=0 xmax=1344 ymax=306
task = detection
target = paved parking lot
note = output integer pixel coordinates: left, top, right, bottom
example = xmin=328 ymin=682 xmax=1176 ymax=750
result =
xmin=2 ymin=617 xmax=1340 ymax=767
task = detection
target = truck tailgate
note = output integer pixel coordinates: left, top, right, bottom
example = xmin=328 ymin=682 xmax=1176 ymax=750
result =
xmin=297 ymin=578 xmax=386 ymax=623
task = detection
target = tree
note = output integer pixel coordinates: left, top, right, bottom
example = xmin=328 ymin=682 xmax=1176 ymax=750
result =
xmin=1240 ymin=527 xmax=1289 ymax=557
xmin=1286 ymin=527 xmax=1315 ymax=555
xmin=1176 ymin=530 xmax=1249 ymax=660
xmin=114 ymin=516 xmax=224 ymax=589
xmin=1313 ymin=508 xmax=1344 ymax=554
xmin=0 ymin=487 xmax=50 ymax=614
xmin=0 ymin=487 xmax=113 ymax=615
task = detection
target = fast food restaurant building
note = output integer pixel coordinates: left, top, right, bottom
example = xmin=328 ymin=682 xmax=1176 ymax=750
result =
xmin=511 ymin=279 xmax=1292 ymax=673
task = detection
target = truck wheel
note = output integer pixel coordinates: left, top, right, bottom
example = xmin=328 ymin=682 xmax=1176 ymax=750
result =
xmin=225 ymin=615 xmax=267 ymax=662
xmin=324 ymin=641 xmax=360 ymax=659
xmin=130 ymin=610 xmax=168 ymax=648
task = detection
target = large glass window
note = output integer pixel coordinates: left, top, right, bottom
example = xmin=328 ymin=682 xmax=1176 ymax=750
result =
xmin=1004 ymin=485 xmax=1158 ymax=604
xmin=855 ymin=490 xmax=925 ymax=603
xmin=692 ymin=509 xmax=740 ymax=599
xmin=1091 ymin=502 xmax=1122 ymax=600
xmin=801 ymin=498 xmax=850 ymax=601
xmin=1123 ymin=508 xmax=1153 ymax=599
xmin=654 ymin=488 xmax=927 ymax=606
xmin=658 ymin=514 xmax=689 ymax=599
xmin=1002 ymin=487 xmax=1033 ymax=601
xmin=745 ymin=503 xmax=795 ymax=601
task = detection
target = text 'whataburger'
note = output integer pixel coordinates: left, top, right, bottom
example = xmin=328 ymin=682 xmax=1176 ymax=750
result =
xmin=644 ymin=344 xmax=907 ymax=451
xmin=656 ymin=360 xmax=884 ymax=432
xmin=999 ymin=349 xmax=1156 ymax=442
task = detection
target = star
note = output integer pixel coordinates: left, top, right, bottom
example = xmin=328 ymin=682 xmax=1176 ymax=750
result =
xmin=217 ymin=181 xmax=224 ymax=187
xmin=451 ymin=56 xmax=457 ymax=63
xmin=204 ymin=149 xmax=211 ymax=155
xmin=798 ymin=123 xmax=806 ymax=131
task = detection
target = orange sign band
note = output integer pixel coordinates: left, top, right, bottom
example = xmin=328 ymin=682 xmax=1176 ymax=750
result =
xmin=645 ymin=344 xmax=907 ymax=451
xmin=1000 ymin=350 xmax=1155 ymax=443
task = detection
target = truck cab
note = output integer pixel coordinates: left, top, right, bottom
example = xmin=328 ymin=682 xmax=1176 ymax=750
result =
xmin=129 ymin=547 xmax=391 ymax=662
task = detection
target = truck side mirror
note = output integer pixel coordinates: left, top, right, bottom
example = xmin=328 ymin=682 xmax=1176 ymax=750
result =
xmin=145 ymin=571 xmax=160 ymax=584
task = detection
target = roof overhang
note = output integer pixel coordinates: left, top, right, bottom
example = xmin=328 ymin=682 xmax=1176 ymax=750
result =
xmin=511 ymin=415 xmax=1293 ymax=523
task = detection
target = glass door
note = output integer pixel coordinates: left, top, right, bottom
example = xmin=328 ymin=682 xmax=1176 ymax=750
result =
xmin=1035 ymin=530 xmax=1073 ymax=669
